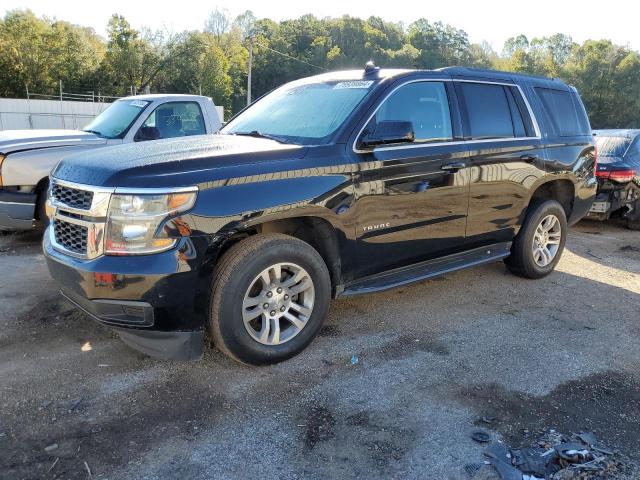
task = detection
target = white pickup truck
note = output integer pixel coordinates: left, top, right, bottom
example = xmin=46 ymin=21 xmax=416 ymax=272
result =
xmin=0 ymin=94 xmax=222 ymax=230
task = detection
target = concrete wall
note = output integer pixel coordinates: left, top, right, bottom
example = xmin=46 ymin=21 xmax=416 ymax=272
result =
xmin=0 ymin=98 xmax=110 ymax=131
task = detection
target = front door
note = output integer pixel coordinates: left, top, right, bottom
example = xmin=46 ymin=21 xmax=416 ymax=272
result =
xmin=350 ymin=79 xmax=471 ymax=277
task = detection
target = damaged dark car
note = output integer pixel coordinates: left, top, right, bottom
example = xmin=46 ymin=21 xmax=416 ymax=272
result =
xmin=588 ymin=129 xmax=640 ymax=229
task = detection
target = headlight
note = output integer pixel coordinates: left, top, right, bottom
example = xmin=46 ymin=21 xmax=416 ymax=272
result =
xmin=105 ymin=189 xmax=197 ymax=255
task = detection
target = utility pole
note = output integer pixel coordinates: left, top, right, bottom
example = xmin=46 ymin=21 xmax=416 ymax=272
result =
xmin=59 ymin=80 xmax=63 ymax=101
xmin=26 ymin=84 xmax=33 ymax=129
xmin=247 ymin=37 xmax=253 ymax=106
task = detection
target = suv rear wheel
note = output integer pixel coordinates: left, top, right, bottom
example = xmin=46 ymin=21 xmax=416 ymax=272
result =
xmin=506 ymin=199 xmax=568 ymax=279
xmin=208 ymin=234 xmax=331 ymax=365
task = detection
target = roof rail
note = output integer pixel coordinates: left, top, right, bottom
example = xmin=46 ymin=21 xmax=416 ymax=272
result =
xmin=436 ymin=66 xmax=558 ymax=82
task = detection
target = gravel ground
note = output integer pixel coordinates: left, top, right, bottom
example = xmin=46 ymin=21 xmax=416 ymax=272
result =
xmin=1 ymin=220 xmax=639 ymax=479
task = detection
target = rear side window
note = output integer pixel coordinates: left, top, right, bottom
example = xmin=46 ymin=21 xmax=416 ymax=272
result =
xmin=535 ymin=88 xmax=590 ymax=137
xmin=458 ymin=83 xmax=534 ymax=139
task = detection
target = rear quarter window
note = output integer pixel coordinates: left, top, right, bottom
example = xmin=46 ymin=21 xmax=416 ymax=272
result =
xmin=535 ymin=87 xmax=591 ymax=137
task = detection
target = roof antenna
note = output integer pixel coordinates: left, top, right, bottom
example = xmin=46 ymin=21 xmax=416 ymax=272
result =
xmin=364 ymin=60 xmax=379 ymax=75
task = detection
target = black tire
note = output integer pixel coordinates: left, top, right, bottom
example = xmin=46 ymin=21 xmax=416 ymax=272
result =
xmin=208 ymin=233 xmax=331 ymax=365
xmin=505 ymin=199 xmax=568 ymax=279
xmin=35 ymin=182 xmax=50 ymax=232
xmin=627 ymin=201 xmax=640 ymax=230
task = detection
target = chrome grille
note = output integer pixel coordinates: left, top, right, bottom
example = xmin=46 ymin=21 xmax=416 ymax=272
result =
xmin=51 ymin=183 xmax=94 ymax=210
xmin=53 ymin=218 xmax=88 ymax=255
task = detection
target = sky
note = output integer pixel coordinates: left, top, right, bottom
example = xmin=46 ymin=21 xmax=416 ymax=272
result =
xmin=3 ymin=0 xmax=640 ymax=52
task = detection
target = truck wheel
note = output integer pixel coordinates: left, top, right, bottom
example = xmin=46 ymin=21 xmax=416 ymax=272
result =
xmin=208 ymin=234 xmax=331 ymax=365
xmin=505 ymin=199 xmax=567 ymax=279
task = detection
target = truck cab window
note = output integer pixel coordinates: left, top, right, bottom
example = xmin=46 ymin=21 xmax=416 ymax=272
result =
xmin=136 ymin=102 xmax=206 ymax=141
xmin=366 ymin=81 xmax=453 ymax=144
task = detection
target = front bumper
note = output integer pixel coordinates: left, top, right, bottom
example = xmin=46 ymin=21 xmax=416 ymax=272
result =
xmin=43 ymin=229 xmax=207 ymax=360
xmin=0 ymin=190 xmax=36 ymax=230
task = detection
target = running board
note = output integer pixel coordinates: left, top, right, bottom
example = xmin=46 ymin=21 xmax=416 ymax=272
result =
xmin=340 ymin=242 xmax=512 ymax=297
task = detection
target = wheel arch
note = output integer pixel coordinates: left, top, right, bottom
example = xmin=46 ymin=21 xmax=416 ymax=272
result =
xmin=207 ymin=215 xmax=344 ymax=297
xmin=526 ymin=178 xmax=575 ymax=221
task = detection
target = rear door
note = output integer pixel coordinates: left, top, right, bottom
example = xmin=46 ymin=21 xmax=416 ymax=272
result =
xmin=454 ymin=79 xmax=547 ymax=246
xmin=349 ymin=78 xmax=471 ymax=277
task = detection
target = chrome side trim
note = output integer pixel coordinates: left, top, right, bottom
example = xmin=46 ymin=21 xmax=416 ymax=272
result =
xmin=352 ymin=78 xmax=542 ymax=154
xmin=0 ymin=201 xmax=36 ymax=206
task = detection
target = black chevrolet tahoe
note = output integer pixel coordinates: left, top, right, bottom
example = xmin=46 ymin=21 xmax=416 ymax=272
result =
xmin=44 ymin=65 xmax=597 ymax=365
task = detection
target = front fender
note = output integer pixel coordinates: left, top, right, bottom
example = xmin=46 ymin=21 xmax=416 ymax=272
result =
xmin=174 ymin=167 xmax=356 ymax=237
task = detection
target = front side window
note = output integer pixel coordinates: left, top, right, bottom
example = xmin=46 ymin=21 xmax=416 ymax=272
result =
xmin=460 ymin=83 xmax=518 ymax=139
xmin=136 ymin=102 xmax=206 ymax=142
xmin=222 ymin=80 xmax=374 ymax=145
xmin=364 ymin=81 xmax=453 ymax=144
xmin=83 ymin=99 xmax=150 ymax=139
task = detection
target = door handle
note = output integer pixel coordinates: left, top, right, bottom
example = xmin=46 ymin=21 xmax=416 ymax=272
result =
xmin=441 ymin=162 xmax=466 ymax=172
xmin=520 ymin=154 xmax=537 ymax=162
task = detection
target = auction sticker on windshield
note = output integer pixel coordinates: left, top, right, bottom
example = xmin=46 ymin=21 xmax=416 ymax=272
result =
xmin=333 ymin=81 xmax=374 ymax=89
xmin=130 ymin=100 xmax=148 ymax=108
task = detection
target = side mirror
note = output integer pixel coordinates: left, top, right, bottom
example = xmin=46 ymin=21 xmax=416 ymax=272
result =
xmin=359 ymin=120 xmax=415 ymax=148
xmin=135 ymin=126 xmax=160 ymax=142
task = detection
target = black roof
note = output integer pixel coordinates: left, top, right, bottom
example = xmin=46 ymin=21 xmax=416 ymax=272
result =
xmin=438 ymin=66 xmax=566 ymax=88
xmin=290 ymin=65 xmax=568 ymax=90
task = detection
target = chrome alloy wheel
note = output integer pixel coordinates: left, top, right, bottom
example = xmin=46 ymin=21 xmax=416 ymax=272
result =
xmin=532 ymin=214 xmax=562 ymax=267
xmin=242 ymin=262 xmax=315 ymax=345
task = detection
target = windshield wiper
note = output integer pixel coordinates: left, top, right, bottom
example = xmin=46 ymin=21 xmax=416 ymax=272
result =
xmin=232 ymin=130 xmax=288 ymax=144
xmin=83 ymin=129 xmax=105 ymax=138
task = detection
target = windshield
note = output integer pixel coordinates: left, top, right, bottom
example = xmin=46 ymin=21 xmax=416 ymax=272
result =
xmin=222 ymin=80 xmax=374 ymax=145
xmin=595 ymin=136 xmax=632 ymax=158
xmin=83 ymin=99 xmax=150 ymax=139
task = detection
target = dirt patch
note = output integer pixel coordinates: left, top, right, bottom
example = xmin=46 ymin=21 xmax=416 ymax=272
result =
xmin=376 ymin=333 xmax=450 ymax=360
xmin=2 ymin=370 xmax=229 ymax=479
xmin=299 ymin=405 xmax=415 ymax=474
xmin=318 ymin=324 xmax=340 ymax=337
xmin=303 ymin=405 xmax=336 ymax=449
xmin=458 ymin=371 xmax=640 ymax=462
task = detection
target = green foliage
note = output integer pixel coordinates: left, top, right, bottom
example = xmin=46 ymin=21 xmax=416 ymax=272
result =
xmin=0 ymin=9 xmax=638 ymax=127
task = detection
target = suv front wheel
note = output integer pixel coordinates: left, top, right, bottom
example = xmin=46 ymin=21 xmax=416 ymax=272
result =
xmin=506 ymin=199 xmax=568 ymax=279
xmin=208 ymin=234 xmax=331 ymax=365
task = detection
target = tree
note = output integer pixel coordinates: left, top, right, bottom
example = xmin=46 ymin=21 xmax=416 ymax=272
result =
xmin=0 ymin=9 xmax=639 ymax=127
xmin=408 ymin=19 xmax=473 ymax=68
xmin=563 ymin=40 xmax=640 ymax=128
xmin=154 ymin=31 xmax=233 ymax=111
xmin=205 ymin=8 xmax=231 ymax=40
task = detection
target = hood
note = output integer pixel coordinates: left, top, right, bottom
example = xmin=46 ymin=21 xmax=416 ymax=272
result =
xmin=0 ymin=129 xmax=105 ymax=154
xmin=53 ymin=134 xmax=308 ymax=188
